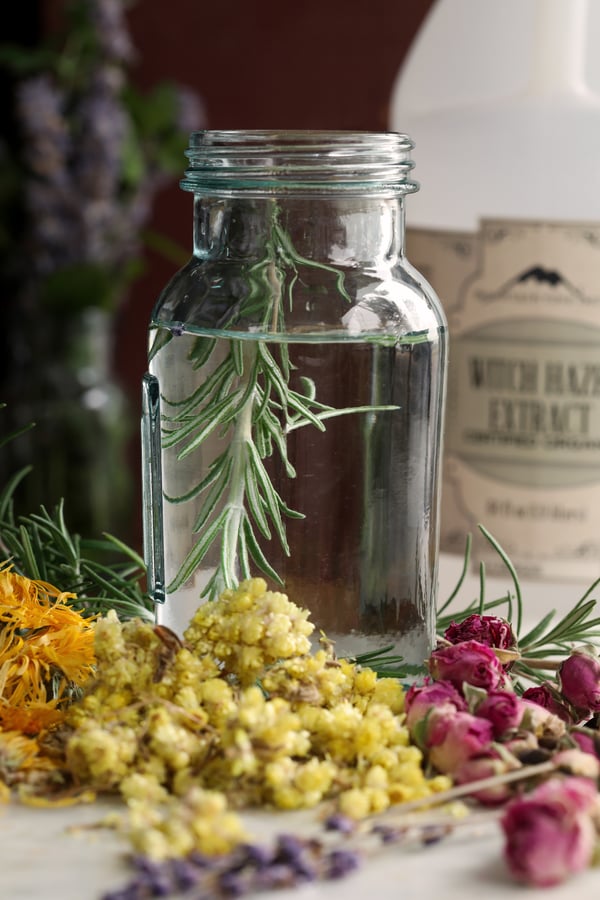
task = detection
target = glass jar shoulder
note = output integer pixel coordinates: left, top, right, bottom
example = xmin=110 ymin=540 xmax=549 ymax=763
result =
xmin=150 ymin=254 xmax=446 ymax=342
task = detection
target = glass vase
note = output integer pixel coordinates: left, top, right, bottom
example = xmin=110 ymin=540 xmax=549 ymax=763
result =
xmin=142 ymin=130 xmax=447 ymax=666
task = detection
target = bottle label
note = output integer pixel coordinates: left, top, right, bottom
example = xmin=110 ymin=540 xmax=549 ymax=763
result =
xmin=409 ymin=218 xmax=600 ymax=580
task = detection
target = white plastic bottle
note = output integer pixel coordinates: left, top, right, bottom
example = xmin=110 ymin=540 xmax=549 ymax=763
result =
xmin=390 ymin=0 xmax=600 ymax=606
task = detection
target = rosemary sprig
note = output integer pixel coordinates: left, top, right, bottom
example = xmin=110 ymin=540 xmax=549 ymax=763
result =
xmin=160 ymin=205 xmax=398 ymax=602
xmin=0 ymin=496 xmax=153 ymax=620
xmin=0 ymin=409 xmax=153 ymax=620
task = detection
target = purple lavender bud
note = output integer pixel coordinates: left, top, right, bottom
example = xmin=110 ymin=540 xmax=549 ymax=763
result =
xmin=175 ymin=85 xmax=207 ymax=135
xmin=325 ymin=848 xmax=361 ymax=879
xmin=187 ymin=851 xmax=216 ymax=869
xmin=90 ymin=0 xmax=136 ymax=64
xmin=217 ymin=871 xmax=246 ymax=898
xmin=421 ymin=825 xmax=449 ymax=846
xmin=100 ymin=883 xmax=146 ymax=900
xmin=253 ymin=864 xmax=296 ymax=890
xmin=130 ymin=855 xmax=162 ymax=876
xmin=115 ymin=860 xmax=173 ymax=898
xmin=271 ymin=834 xmax=316 ymax=880
xmin=237 ymin=843 xmax=274 ymax=869
xmin=15 ymin=75 xmax=71 ymax=179
xmin=274 ymin=833 xmax=306 ymax=861
xmin=323 ymin=813 xmax=356 ymax=835
xmin=372 ymin=823 xmax=402 ymax=844
xmin=169 ymin=857 xmax=201 ymax=890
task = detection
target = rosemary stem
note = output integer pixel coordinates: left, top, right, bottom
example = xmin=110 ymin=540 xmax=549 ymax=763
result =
xmin=219 ymin=342 xmax=258 ymax=594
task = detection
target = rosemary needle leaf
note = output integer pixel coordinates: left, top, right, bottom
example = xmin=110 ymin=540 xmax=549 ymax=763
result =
xmin=518 ymin=611 xmax=558 ymax=648
xmin=244 ymin=466 xmax=273 ymax=540
xmin=242 ymin=514 xmax=284 ymax=584
xmin=167 ymin=508 xmax=229 ymax=592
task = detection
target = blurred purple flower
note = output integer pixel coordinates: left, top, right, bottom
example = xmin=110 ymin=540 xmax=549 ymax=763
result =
xmin=15 ymin=74 xmax=71 ymax=179
xmin=176 ymin=84 xmax=208 ymax=135
xmin=91 ymin=0 xmax=136 ymax=64
xmin=8 ymin=0 xmax=207 ymax=311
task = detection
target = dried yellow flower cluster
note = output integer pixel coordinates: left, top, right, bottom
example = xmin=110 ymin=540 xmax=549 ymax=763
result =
xmin=65 ymin=578 xmax=450 ymax=859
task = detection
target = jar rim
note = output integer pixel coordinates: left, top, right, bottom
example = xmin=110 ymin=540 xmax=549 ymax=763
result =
xmin=181 ymin=129 xmax=418 ymax=195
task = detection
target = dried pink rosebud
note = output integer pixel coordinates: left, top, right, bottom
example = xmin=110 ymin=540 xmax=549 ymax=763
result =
xmin=444 ymin=613 xmax=516 ymax=651
xmin=559 ymin=651 xmax=600 ymax=717
xmin=428 ymin=640 xmax=508 ymax=692
xmin=501 ymin=777 xmax=598 ymax=887
xmin=427 ymin=709 xmax=493 ymax=774
xmin=521 ymin=700 xmax=567 ymax=740
xmin=502 ymin=730 xmax=539 ymax=759
xmin=572 ymin=730 xmax=600 ymax=760
xmin=526 ymin=775 xmax=599 ymax=814
xmin=404 ymin=679 xmax=467 ymax=734
xmin=475 ymin=689 xmax=526 ymax=738
xmin=454 ymin=749 xmax=520 ymax=806
xmin=522 ymin=682 xmax=574 ymax=724
xmin=554 ymin=749 xmax=600 ymax=779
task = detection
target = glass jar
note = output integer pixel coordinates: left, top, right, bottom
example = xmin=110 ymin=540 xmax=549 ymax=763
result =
xmin=142 ymin=130 xmax=447 ymax=667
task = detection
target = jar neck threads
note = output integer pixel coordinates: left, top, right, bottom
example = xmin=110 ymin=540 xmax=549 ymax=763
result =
xmin=181 ymin=131 xmax=418 ymax=197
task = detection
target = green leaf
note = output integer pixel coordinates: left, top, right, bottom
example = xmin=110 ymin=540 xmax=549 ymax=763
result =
xmin=479 ymin=524 xmax=522 ymax=635
xmin=165 ymin=451 xmax=229 ymax=504
xmin=244 ymin=461 xmax=272 ymax=540
xmin=190 ymin=456 xmax=233 ymax=533
xmin=190 ymin=336 xmax=217 ymax=370
xmin=246 ymin=442 xmax=289 ymax=553
xmin=40 ymin=263 xmax=120 ymax=314
xmin=242 ymin=515 xmax=284 ymax=584
xmin=167 ymin=508 xmax=229 ymax=592
xmin=162 ymin=389 xmax=242 ymax=452
xmin=518 ymin=611 xmax=558 ymax=649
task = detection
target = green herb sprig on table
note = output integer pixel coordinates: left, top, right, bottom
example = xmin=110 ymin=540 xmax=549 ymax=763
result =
xmin=0 ymin=406 xmax=153 ymax=621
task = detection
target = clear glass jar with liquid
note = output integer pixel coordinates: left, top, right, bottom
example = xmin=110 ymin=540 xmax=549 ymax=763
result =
xmin=142 ymin=130 xmax=447 ymax=666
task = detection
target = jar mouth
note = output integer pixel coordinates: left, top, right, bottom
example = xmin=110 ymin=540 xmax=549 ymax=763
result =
xmin=181 ymin=130 xmax=418 ymax=195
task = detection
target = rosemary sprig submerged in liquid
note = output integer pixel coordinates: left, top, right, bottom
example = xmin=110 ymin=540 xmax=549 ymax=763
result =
xmin=155 ymin=206 xmax=399 ymax=602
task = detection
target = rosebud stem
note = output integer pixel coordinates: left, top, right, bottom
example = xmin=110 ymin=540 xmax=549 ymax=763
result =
xmin=368 ymin=760 xmax=556 ymax=821
xmin=517 ymin=657 xmax=562 ymax=671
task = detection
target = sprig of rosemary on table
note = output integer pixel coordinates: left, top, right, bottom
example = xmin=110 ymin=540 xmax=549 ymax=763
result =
xmin=0 ymin=407 xmax=153 ymax=621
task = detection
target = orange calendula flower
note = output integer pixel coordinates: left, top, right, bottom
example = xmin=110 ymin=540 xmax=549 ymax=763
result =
xmin=0 ymin=563 xmax=96 ymax=735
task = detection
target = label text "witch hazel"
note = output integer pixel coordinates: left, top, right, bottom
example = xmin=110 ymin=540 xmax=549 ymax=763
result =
xmin=469 ymin=358 xmax=600 ymax=397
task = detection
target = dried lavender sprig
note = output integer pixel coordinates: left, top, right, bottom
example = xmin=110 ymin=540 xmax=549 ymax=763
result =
xmin=102 ymin=761 xmax=559 ymax=900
